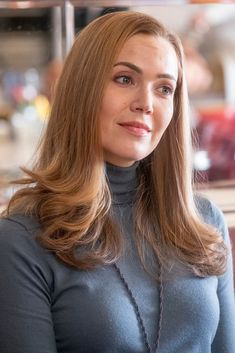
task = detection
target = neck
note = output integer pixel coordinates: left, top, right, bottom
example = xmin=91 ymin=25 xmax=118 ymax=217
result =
xmin=105 ymin=162 xmax=139 ymax=205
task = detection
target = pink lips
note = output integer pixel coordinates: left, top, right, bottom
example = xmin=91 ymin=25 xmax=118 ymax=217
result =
xmin=118 ymin=121 xmax=151 ymax=136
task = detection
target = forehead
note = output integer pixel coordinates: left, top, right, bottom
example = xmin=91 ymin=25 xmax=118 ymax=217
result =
xmin=115 ymin=34 xmax=179 ymax=80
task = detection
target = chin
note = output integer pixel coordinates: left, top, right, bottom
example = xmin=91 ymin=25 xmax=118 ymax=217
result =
xmin=104 ymin=147 xmax=152 ymax=166
xmin=125 ymin=153 xmax=149 ymax=164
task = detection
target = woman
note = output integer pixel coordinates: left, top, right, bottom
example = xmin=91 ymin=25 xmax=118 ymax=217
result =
xmin=0 ymin=11 xmax=234 ymax=353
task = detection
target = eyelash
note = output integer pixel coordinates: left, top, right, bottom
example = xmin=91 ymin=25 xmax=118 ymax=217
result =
xmin=114 ymin=75 xmax=133 ymax=85
xmin=113 ymin=75 xmax=174 ymax=96
xmin=160 ymin=86 xmax=174 ymax=96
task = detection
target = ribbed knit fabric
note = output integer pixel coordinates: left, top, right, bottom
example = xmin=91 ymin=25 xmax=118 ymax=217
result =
xmin=0 ymin=162 xmax=234 ymax=353
xmin=105 ymin=161 xmax=139 ymax=205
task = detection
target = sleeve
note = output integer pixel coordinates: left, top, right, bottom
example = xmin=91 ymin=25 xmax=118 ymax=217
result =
xmin=210 ymin=205 xmax=235 ymax=353
xmin=0 ymin=218 xmax=58 ymax=353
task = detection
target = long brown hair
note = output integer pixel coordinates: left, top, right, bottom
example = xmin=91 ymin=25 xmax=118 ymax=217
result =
xmin=5 ymin=11 xmax=226 ymax=276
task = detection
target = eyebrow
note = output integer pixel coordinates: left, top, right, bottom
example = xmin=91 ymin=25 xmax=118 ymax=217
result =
xmin=113 ymin=61 xmax=177 ymax=82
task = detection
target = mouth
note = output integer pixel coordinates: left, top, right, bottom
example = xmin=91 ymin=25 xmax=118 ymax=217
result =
xmin=118 ymin=121 xmax=151 ymax=136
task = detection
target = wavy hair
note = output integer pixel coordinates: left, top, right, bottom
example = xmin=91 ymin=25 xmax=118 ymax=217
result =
xmin=5 ymin=11 xmax=226 ymax=276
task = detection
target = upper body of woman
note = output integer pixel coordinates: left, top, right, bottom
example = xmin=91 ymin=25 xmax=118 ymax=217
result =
xmin=0 ymin=11 xmax=234 ymax=353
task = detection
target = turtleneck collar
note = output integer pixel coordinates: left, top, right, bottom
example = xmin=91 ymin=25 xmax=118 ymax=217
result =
xmin=105 ymin=162 xmax=139 ymax=205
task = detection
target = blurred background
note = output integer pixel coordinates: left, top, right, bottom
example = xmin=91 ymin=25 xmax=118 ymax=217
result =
xmin=0 ymin=1 xmax=234 ymax=242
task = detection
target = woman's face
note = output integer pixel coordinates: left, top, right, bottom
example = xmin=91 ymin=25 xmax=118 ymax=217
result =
xmin=100 ymin=34 xmax=179 ymax=167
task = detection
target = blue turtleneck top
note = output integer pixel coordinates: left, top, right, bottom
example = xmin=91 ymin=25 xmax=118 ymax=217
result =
xmin=0 ymin=162 xmax=234 ymax=353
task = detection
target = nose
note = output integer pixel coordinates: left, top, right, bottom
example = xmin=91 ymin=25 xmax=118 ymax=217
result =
xmin=130 ymin=87 xmax=154 ymax=115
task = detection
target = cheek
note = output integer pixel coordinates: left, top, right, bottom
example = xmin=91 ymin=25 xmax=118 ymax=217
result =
xmin=166 ymin=100 xmax=175 ymax=120
xmin=164 ymin=99 xmax=175 ymax=127
xmin=101 ymin=92 xmax=119 ymax=116
xmin=155 ymin=103 xmax=174 ymax=131
xmin=100 ymin=97 xmax=112 ymax=120
xmin=100 ymin=98 xmax=128 ymax=129
xmin=100 ymin=104 xmax=115 ymax=134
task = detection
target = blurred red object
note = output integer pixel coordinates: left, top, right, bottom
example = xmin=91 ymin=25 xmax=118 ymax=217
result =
xmin=196 ymin=105 xmax=235 ymax=181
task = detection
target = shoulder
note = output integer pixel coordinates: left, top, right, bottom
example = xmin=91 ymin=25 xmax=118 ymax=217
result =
xmin=194 ymin=193 xmax=224 ymax=226
xmin=0 ymin=213 xmax=40 ymax=231
xmin=194 ymin=193 xmax=229 ymax=242
xmin=0 ymin=214 xmax=56 ymax=303
xmin=0 ymin=213 xmax=50 ymax=266
xmin=0 ymin=213 xmax=41 ymax=243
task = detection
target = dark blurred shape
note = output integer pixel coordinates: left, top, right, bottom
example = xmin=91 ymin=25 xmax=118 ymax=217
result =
xmin=0 ymin=8 xmax=50 ymax=32
xmin=74 ymin=7 xmax=128 ymax=32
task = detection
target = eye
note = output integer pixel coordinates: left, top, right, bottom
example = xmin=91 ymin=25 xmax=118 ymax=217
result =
xmin=114 ymin=75 xmax=133 ymax=85
xmin=159 ymin=86 xmax=174 ymax=96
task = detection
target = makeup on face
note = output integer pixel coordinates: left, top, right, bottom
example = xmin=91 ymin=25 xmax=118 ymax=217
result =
xmin=100 ymin=34 xmax=178 ymax=167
